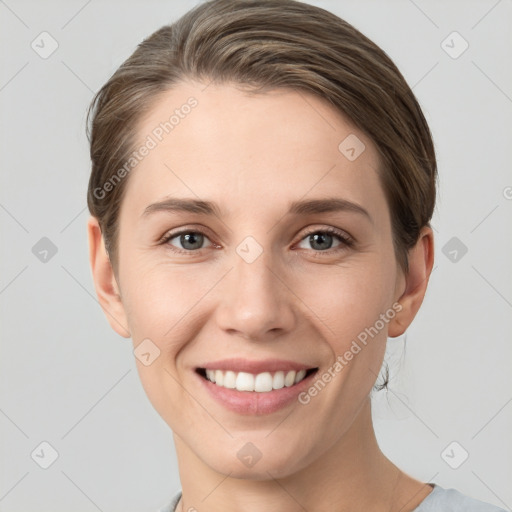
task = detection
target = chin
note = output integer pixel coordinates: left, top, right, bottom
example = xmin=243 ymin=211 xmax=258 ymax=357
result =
xmin=200 ymin=440 xmax=308 ymax=480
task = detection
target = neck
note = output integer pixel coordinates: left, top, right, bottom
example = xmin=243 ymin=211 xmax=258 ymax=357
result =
xmin=173 ymin=398 xmax=431 ymax=512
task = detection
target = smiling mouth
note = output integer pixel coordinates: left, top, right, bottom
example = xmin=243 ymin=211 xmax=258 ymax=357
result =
xmin=196 ymin=367 xmax=318 ymax=393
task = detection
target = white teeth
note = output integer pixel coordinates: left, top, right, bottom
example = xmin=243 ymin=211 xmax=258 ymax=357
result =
xmin=203 ymin=368 xmax=311 ymax=392
xmin=235 ymin=372 xmax=254 ymax=391
xmin=223 ymin=370 xmax=236 ymax=389
xmin=254 ymin=372 xmax=273 ymax=392
xmin=295 ymin=369 xmax=306 ymax=384
xmin=272 ymin=371 xmax=285 ymax=390
xmin=284 ymin=370 xmax=296 ymax=387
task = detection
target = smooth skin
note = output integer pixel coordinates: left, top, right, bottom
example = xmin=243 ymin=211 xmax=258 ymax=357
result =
xmin=88 ymin=80 xmax=434 ymax=512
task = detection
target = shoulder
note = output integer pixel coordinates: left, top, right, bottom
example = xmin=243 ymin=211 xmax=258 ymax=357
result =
xmin=158 ymin=486 xmax=507 ymax=512
xmin=156 ymin=490 xmax=181 ymax=512
xmin=414 ymin=484 xmax=507 ymax=512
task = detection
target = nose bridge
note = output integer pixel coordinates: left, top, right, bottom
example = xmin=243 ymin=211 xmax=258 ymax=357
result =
xmin=215 ymin=235 xmax=294 ymax=339
xmin=235 ymin=239 xmax=277 ymax=296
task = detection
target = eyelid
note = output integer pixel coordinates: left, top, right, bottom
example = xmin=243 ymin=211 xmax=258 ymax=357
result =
xmin=157 ymin=224 xmax=215 ymax=244
xmin=292 ymin=226 xmax=355 ymax=258
xmin=297 ymin=225 xmax=354 ymax=246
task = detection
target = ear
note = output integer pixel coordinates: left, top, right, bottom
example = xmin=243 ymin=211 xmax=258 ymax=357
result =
xmin=388 ymin=226 xmax=434 ymax=337
xmin=87 ymin=216 xmax=131 ymax=338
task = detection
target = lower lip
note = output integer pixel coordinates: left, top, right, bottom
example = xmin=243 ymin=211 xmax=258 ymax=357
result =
xmin=196 ymin=370 xmax=317 ymax=415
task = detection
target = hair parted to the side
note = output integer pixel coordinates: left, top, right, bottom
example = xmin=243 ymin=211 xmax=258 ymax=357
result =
xmin=87 ymin=0 xmax=438 ymax=391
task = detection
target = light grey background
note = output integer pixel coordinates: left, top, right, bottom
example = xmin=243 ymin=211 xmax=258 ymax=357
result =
xmin=1 ymin=0 xmax=511 ymax=511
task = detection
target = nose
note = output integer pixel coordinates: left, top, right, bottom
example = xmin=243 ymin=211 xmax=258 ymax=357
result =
xmin=214 ymin=245 xmax=296 ymax=341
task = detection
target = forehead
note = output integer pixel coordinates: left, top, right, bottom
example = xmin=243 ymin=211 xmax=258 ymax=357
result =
xmin=122 ymin=80 xmax=386 ymax=220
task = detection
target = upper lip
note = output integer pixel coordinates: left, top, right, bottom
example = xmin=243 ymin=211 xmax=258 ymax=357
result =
xmin=198 ymin=358 xmax=317 ymax=374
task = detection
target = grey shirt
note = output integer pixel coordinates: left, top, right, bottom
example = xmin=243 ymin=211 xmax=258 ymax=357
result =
xmin=157 ymin=483 xmax=507 ymax=511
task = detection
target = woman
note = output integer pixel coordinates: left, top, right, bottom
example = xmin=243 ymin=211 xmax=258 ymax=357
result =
xmin=86 ymin=1 xmax=506 ymax=510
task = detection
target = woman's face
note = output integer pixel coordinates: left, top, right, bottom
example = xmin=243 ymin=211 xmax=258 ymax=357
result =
xmin=94 ymin=80 xmax=416 ymax=478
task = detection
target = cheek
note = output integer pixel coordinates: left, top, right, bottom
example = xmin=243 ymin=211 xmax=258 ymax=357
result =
xmin=291 ymin=257 xmax=397 ymax=402
xmin=120 ymin=260 xmax=215 ymax=348
xmin=295 ymin=260 xmax=397 ymax=342
xmin=120 ymin=263 xmax=208 ymax=422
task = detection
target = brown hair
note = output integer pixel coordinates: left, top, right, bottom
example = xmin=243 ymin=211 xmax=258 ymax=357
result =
xmin=87 ymin=0 xmax=436 ymax=273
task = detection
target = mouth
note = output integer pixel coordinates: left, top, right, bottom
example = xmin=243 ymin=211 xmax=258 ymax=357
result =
xmin=195 ymin=367 xmax=318 ymax=392
xmin=194 ymin=362 xmax=319 ymax=415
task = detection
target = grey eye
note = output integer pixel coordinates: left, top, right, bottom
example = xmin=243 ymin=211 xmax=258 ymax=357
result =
xmin=168 ymin=231 xmax=212 ymax=251
xmin=298 ymin=232 xmax=342 ymax=251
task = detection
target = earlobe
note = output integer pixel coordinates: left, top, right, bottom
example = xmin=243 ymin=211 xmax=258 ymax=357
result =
xmin=388 ymin=227 xmax=434 ymax=338
xmin=87 ymin=216 xmax=131 ymax=338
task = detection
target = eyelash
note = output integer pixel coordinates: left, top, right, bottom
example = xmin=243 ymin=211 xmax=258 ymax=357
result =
xmin=158 ymin=226 xmax=354 ymax=257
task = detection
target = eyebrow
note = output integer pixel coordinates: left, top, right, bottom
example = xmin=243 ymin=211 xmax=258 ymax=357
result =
xmin=142 ymin=197 xmax=371 ymax=221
